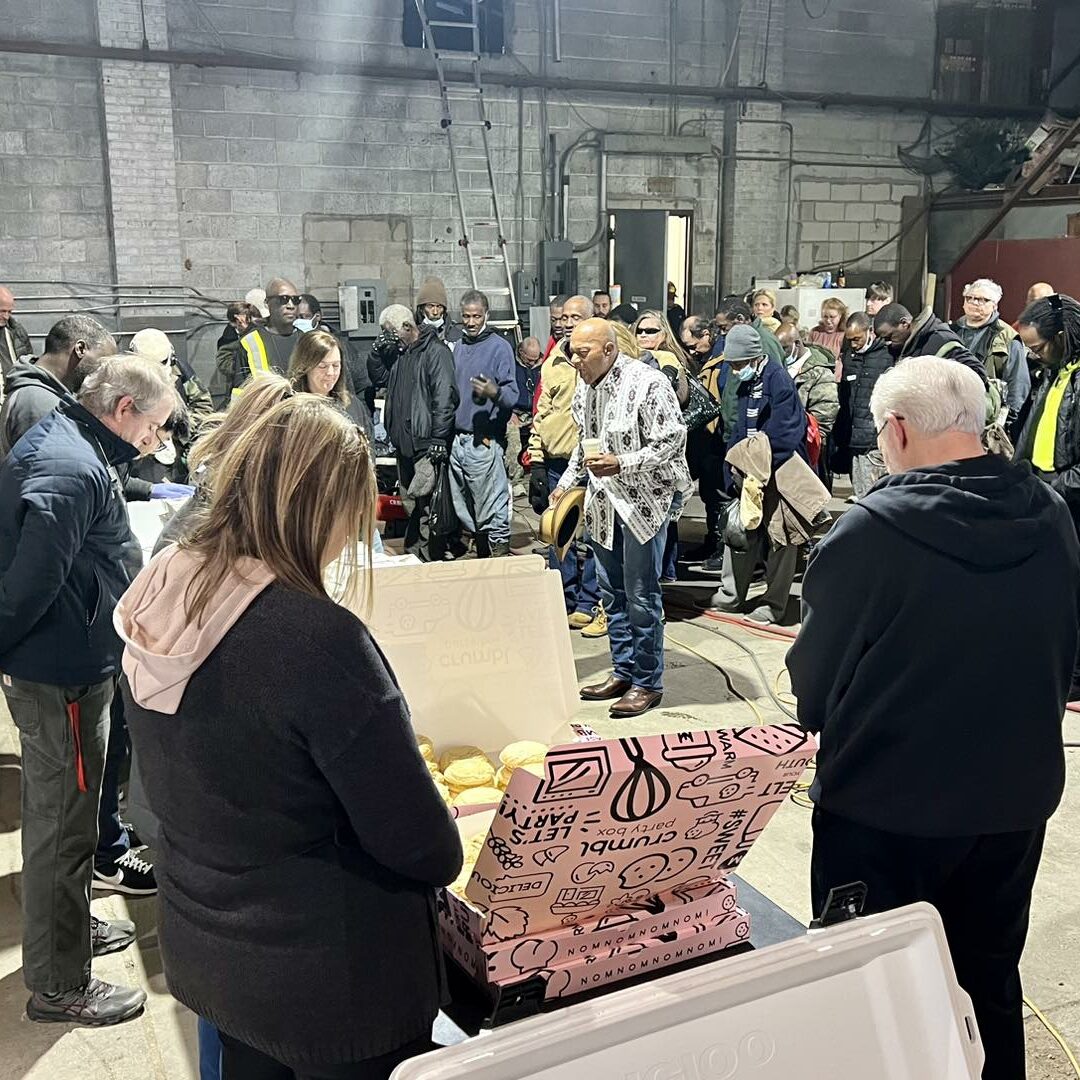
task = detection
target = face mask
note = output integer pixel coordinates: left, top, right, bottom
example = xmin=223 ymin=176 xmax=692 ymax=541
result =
xmin=293 ymin=318 xmax=314 ymax=333
xmin=735 ymin=363 xmax=757 ymax=383
xmin=423 ymin=316 xmax=445 ymax=330
xmin=855 ymin=338 xmax=873 ymax=354
xmin=464 ymin=321 xmax=487 ymax=339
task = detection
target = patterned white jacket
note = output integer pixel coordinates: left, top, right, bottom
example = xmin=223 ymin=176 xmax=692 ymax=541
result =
xmin=556 ymin=352 xmax=691 ymax=548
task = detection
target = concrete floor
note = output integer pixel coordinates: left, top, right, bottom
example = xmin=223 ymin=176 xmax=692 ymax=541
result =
xmin=1 ymin=502 xmax=1079 ymax=1078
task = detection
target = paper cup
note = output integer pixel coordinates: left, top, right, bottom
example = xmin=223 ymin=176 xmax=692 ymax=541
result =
xmin=582 ymin=438 xmax=602 ymax=458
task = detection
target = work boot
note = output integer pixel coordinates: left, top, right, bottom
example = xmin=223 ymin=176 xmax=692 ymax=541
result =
xmin=27 ymin=978 xmax=146 ymax=1026
xmin=91 ymin=915 xmax=136 ymax=957
xmin=580 ymin=604 xmax=608 ymax=638
xmin=568 ymin=610 xmax=593 ymax=630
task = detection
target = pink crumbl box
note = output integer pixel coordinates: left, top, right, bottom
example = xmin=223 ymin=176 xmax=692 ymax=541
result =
xmin=439 ymin=724 xmax=814 ymax=995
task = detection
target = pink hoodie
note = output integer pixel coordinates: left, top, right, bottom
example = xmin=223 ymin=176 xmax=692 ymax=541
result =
xmin=114 ymin=545 xmax=275 ymax=715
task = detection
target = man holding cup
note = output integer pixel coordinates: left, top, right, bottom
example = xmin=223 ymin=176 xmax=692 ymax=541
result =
xmin=551 ymin=319 xmax=690 ymax=717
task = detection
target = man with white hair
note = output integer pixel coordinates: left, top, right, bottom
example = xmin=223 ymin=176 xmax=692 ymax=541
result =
xmin=0 ymin=284 xmax=34 ymax=374
xmin=787 ymin=355 xmax=1080 ymax=1080
xmin=951 ymin=277 xmax=1030 ymax=434
xmin=0 ymin=355 xmax=177 ymax=1026
xmin=378 ymin=303 xmax=458 ymax=560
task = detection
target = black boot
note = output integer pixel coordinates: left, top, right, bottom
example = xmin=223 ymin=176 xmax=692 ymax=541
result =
xmin=684 ymin=534 xmax=719 ymax=562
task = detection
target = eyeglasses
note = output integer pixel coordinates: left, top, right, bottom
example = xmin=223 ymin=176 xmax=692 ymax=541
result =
xmin=269 ymin=294 xmax=302 ymax=307
xmin=875 ymin=414 xmax=903 ymax=440
xmin=963 ymin=296 xmax=994 ymax=306
xmin=636 ymin=326 xmax=662 ymax=335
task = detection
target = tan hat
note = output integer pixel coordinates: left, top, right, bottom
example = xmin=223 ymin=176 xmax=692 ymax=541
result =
xmin=539 ymin=487 xmax=585 ymax=562
xmin=416 ymin=276 xmax=449 ymax=310
xmin=130 ymin=327 xmax=173 ymax=365
xmin=245 ymin=287 xmax=270 ymax=318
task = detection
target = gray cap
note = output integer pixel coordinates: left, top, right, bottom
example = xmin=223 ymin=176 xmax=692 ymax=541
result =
xmin=724 ymin=324 xmax=764 ymax=363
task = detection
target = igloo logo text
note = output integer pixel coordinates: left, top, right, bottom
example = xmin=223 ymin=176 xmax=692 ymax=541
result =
xmin=623 ymin=1031 xmax=776 ymax=1080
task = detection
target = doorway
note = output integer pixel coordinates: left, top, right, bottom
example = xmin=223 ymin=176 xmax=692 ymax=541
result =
xmin=608 ymin=209 xmax=692 ymax=317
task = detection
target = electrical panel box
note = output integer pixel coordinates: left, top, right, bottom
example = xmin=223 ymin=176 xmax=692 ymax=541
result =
xmin=539 ymin=240 xmax=578 ymax=302
xmin=513 ymin=270 xmax=538 ymax=308
xmin=339 ymin=280 xmax=386 ymax=338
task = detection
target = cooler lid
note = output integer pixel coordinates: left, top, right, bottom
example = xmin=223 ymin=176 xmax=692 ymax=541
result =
xmin=392 ymin=903 xmax=983 ymax=1079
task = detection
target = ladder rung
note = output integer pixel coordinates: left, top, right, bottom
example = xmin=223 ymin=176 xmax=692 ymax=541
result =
xmin=480 ymin=287 xmax=512 ymax=295
xmin=490 ymin=320 xmax=522 ymax=329
xmin=428 ymin=20 xmax=479 ymax=29
xmin=449 ymin=119 xmax=492 ymax=128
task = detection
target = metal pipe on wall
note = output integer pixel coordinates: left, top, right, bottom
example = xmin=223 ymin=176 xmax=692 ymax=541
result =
xmin=553 ymin=0 xmax=562 ymax=62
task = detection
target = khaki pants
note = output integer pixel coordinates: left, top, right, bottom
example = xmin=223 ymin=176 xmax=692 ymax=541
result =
xmin=5 ymin=675 xmax=113 ymax=993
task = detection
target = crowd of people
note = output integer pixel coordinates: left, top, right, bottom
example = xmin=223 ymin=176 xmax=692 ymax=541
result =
xmin=0 ymin=263 xmax=1079 ymax=1079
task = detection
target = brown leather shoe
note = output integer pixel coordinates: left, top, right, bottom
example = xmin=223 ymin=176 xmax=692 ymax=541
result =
xmin=609 ymin=687 xmax=663 ymax=717
xmin=580 ymin=676 xmax=632 ymax=701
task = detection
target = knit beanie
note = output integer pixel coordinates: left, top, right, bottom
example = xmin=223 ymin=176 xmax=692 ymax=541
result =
xmin=417 ymin=277 xmax=449 ymax=309
xmin=724 ymin=324 xmax=765 ymax=363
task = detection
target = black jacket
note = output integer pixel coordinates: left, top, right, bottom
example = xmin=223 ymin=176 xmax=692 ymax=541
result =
xmin=1015 ymin=358 xmax=1080 ymax=529
xmin=0 ymin=400 xmax=139 ymax=685
xmin=0 ymin=360 xmax=73 ymax=460
xmin=900 ymin=312 xmax=987 ymax=385
xmin=788 ymin=455 xmax=1080 ymax=837
xmin=0 ymin=317 xmax=33 ymax=373
xmin=384 ymin=327 xmax=458 ymax=460
xmin=842 ymin=338 xmax=895 ymax=452
xmin=124 ymin=585 xmax=462 ymax=1067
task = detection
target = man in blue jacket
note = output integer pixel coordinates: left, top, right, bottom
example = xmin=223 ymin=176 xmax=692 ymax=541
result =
xmin=450 ymin=289 xmax=517 ymax=557
xmin=710 ymin=324 xmax=808 ymax=624
xmin=0 ymin=354 xmax=176 ymax=1026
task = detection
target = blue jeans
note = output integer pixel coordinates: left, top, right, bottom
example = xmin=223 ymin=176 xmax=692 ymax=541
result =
xmin=546 ymin=457 xmax=600 ymax=615
xmin=449 ymin=433 xmax=511 ymax=546
xmin=198 ymin=1017 xmax=222 ymax=1080
xmin=662 ymin=521 xmax=679 ymax=581
xmin=95 ymin=687 xmax=131 ymax=869
xmin=590 ymin=513 xmax=668 ymax=691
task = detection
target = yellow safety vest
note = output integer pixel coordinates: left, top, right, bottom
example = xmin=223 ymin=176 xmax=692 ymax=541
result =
xmin=232 ymin=331 xmax=273 ymax=399
xmin=1033 ymin=359 xmax=1080 ymax=471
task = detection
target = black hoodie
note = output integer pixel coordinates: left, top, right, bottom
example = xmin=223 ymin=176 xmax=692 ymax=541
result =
xmin=0 ymin=359 xmax=72 ymax=460
xmin=787 ymin=454 xmax=1080 ymax=837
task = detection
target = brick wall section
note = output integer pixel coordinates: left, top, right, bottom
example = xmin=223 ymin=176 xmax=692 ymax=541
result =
xmin=0 ymin=53 xmax=112 ymax=342
xmin=98 ymin=0 xmax=183 ymax=287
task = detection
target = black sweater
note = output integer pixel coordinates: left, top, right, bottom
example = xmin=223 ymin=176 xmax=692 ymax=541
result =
xmin=787 ymin=455 xmax=1080 ymax=837
xmin=124 ymin=585 xmax=462 ymax=1067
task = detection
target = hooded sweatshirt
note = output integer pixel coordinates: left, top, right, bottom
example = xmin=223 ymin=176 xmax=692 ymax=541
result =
xmin=787 ymin=454 xmax=1080 ymax=837
xmin=115 ymin=544 xmax=462 ymax=1067
xmin=0 ymin=359 xmax=72 ymax=459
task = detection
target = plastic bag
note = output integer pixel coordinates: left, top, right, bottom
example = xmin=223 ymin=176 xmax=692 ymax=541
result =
xmin=721 ymin=497 xmax=749 ymax=552
xmin=429 ymin=460 xmax=459 ymax=536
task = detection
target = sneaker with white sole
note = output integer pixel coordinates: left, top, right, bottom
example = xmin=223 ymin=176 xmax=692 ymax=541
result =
xmin=93 ymin=849 xmax=157 ymax=897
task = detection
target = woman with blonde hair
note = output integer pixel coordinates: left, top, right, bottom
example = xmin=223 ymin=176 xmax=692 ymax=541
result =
xmin=117 ymin=395 xmax=460 ymax=1079
xmin=751 ymin=289 xmax=781 ymax=333
xmin=288 ymin=328 xmax=373 ymax=441
xmin=809 ymin=296 xmax=848 ymax=374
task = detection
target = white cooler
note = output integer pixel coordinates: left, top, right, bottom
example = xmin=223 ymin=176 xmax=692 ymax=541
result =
xmin=393 ymin=903 xmax=983 ymax=1079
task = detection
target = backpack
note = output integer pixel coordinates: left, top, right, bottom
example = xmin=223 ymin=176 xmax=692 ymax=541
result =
xmin=935 ymin=340 xmax=1013 ymax=459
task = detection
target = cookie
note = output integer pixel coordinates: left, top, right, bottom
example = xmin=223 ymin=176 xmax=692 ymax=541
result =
xmin=452 ymin=786 xmax=504 ymax=808
xmin=499 ymin=740 xmax=548 ymax=770
xmin=434 ymin=777 xmax=451 ymax=805
xmin=416 ymin=734 xmax=436 ymax=763
xmin=496 ymin=762 xmax=544 ymax=790
xmin=439 ymin=745 xmax=487 ymax=772
xmin=444 ymin=756 xmax=496 ymax=790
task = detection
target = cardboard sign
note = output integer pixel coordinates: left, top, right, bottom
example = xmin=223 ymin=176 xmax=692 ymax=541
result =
xmin=459 ymin=726 xmax=814 ymax=941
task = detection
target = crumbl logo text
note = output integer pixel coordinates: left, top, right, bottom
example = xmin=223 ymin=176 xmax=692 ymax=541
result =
xmin=623 ymin=1032 xmax=776 ymax=1080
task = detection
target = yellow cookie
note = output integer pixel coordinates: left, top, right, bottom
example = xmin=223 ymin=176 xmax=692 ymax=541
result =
xmin=496 ymin=762 xmax=544 ymax=789
xmin=425 ymin=760 xmax=443 ymax=777
xmin=416 ymin=734 xmax=435 ymax=763
xmin=444 ymin=756 xmax=496 ymax=790
xmin=499 ymin=741 xmax=548 ymax=770
xmin=453 ymin=786 xmax=504 ymax=808
xmin=439 ymin=745 xmax=486 ymax=772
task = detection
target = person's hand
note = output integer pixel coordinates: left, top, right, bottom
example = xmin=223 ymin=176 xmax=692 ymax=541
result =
xmin=470 ymin=376 xmax=499 ymax=401
xmin=151 ymin=483 xmax=195 ymax=500
xmin=529 ymin=466 xmax=548 ymax=514
xmin=585 ymin=453 xmax=621 ymax=477
xmin=427 ymin=442 xmax=449 ymax=466
xmin=549 ymin=486 xmax=566 ymax=508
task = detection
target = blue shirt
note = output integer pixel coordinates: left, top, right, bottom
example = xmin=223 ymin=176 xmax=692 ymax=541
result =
xmin=452 ymin=331 xmax=517 ymax=441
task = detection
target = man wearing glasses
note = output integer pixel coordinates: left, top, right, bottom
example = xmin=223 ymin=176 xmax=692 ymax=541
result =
xmin=951 ymin=278 xmax=1031 ymax=436
xmin=216 ymin=278 xmax=304 ymax=399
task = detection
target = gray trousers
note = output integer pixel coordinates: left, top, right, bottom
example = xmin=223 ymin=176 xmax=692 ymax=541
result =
xmin=449 ymin=433 xmax=511 ymax=546
xmin=4 ymin=675 xmax=113 ymax=993
xmin=717 ymin=534 xmax=799 ymax=621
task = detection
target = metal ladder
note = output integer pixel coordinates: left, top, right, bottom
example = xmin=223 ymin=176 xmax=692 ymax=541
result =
xmin=413 ymin=0 xmax=521 ymax=341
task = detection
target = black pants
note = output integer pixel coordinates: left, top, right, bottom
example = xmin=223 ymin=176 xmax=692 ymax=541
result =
xmin=219 ymin=1033 xmax=433 ymax=1080
xmin=811 ymin=808 xmax=1045 ymax=1080
xmin=396 ymin=453 xmax=444 ymax=562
